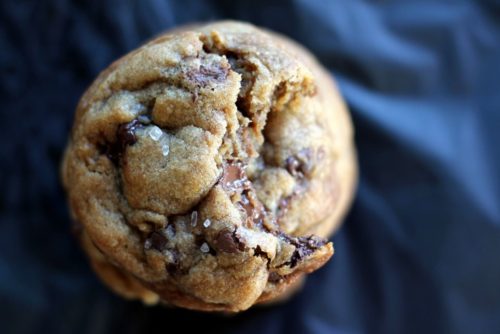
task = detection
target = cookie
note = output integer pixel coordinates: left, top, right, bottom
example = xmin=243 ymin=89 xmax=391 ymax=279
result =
xmin=61 ymin=21 xmax=357 ymax=312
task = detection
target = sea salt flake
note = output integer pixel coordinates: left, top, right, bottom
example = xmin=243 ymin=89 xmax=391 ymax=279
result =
xmin=191 ymin=211 xmax=198 ymax=227
xmin=162 ymin=144 xmax=170 ymax=156
xmin=165 ymin=225 xmax=175 ymax=238
xmin=160 ymin=136 xmax=170 ymax=156
xmin=203 ymin=219 xmax=211 ymax=228
xmin=137 ymin=115 xmax=151 ymax=124
xmin=148 ymin=126 xmax=163 ymax=141
xmin=200 ymin=242 xmax=210 ymax=253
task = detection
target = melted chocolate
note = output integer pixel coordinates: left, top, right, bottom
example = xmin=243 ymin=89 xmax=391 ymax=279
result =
xmin=144 ymin=223 xmax=176 ymax=252
xmin=239 ymin=192 xmax=253 ymax=217
xmin=146 ymin=231 xmax=168 ymax=252
xmin=218 ymin=161 xmax=269 ymax=229
xmin=238 ymin=190 xmax=266 ymax=228
xmin=213 ymin=229 xmax=245 ymax=253
xmin=220 ymin=161 xmax=248 ymax=190
xmin=187 ymin=63 xmax=229 ymax=87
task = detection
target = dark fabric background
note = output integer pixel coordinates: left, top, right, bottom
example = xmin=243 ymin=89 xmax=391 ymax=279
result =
xmin=1 ymin=0 xmax=499 ymax=333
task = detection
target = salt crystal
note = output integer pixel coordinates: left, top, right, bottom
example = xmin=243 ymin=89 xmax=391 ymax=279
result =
xmin=160 ymin=136 xmax=170 ymax=156
xmin=203 ymin=219 xmax=211 ymax=228
xmin=162 ymin=144 xmax=170 ymax=156
xmin=148 ymin=126 xmax=163 ymax=141
xmin=191 ymin=211 xmax=198 ymax=227
xmin=137 ymin=115 xmax=151 ymax=124
xmin=165 ymin=225 xmax=175 ymax=238
xmin=200 ymin=242 xmax=210 ymax=253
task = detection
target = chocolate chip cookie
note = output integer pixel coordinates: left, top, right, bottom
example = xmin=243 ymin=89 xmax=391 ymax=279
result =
xmin=61 ymin=21 xmax=357 ymax=312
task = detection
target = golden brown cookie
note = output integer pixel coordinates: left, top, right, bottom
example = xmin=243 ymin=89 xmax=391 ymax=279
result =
xmin=61 ymin=21 xmax=357 ymax=312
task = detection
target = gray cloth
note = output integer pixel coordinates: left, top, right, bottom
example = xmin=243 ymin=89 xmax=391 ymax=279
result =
xmin=1 ymin=1 xmax=499 ymax=333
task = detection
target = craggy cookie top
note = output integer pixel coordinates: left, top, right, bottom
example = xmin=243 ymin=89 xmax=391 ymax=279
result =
xmin=62 ymin=21 xmax=356 ymax=312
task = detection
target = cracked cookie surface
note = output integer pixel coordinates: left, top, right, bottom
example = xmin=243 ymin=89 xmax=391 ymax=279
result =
xmin=62 ymin=21 xmax=357 ymax=312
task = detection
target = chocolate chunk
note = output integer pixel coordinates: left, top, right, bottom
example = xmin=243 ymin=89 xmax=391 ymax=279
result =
xmin=304 ymin=235 xmax=325 ymax=248
xmin=213 ymin=230 xmax=245 ymax=253
xmin=285 ymin=156 xmax=301 ymax=176
xmin=220 ymin=161 xmax=250 ymax=192
xmin=117 ymin=119 xmax=140 ymax=148
xmin=239 ymin=192 xmax=253 ymax=218
xmin=253 ymin=246 xmax=270 ymax=261
xmin=268 ymin=272 xmax=283 ymax=283
xmin=238 ymin=190 xmax=266 ymax=228
xmin=166 ymin=262 xmax=179 ymax=275
xmin=105 ymin=119 xmax=142 ymax=164
xmin=279 ymin=234 xmax=327 ymax=268
xmin=285 ymin=147 xmax=314 ymax=178
xmin=145 ymin=231 xmax=168 ymax=252
xmin=219 ymin=162 xmax=267 ymax=228
xmin=187 ymin=63 xmax=229 ymax=87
